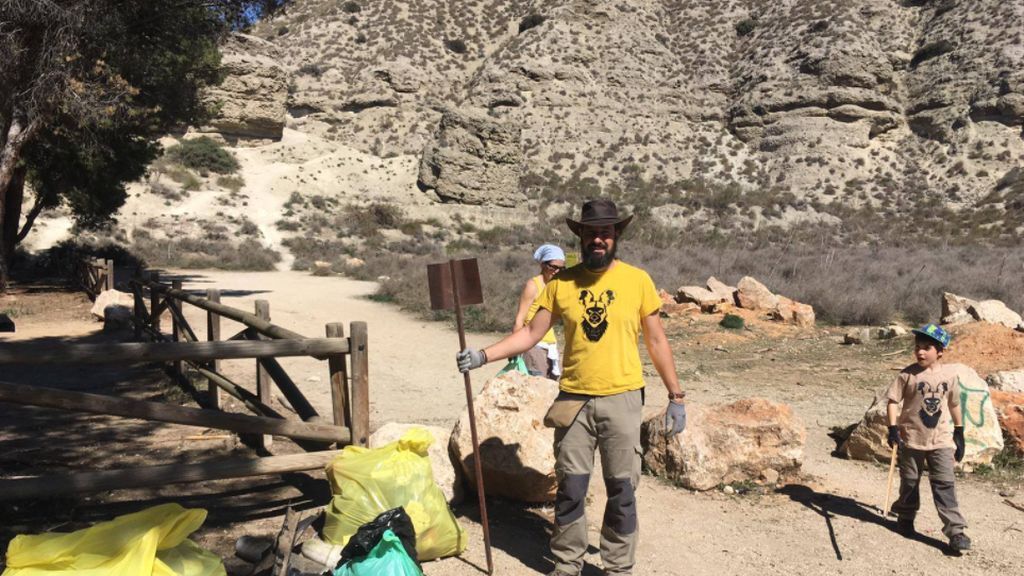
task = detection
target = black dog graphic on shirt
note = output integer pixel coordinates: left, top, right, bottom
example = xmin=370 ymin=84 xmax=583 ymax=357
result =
xmin=579 ymin=289 xmax=615 ymax=341
xmin=917 ymin=381 xmax=948 ymax=429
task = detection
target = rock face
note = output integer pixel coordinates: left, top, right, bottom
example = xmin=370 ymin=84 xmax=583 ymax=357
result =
xmin=991 ymin=391 xmax=1024 ymax=455
xmin=842 ymin=366 xmax=1004 ymax=466
xmin=203 ymin=34 xmax=288 ymax=139
xmin=370 ymin=423 xmax=464 ymax=505
xmin=641 ymin=398 xmax=806 ymax=491
xmin=988 ymin=370 xmax=1024 ymax=393
xmin=449 ymin=372 xmax=559 ymax=503
xmin=418 ymin=107 xmax=524 ymax=206
xmin=252 ymin=1 xmax=1024 ymax=224
xmin=90 ymin=290 xmax=135 ymax=320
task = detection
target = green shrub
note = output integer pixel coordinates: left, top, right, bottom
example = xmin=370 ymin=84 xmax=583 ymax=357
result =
xmin=217 ymin=175 xmax=245 ymax=193
xmin=720 ymin=314 xmax=745 ymax=330
xmin=735 ymin=18 xmax=756 ymax=37
xmin=341 ymin=0 xmax=361 ymax=13
xmin=164 ymin=137 xmax=239 ymax=175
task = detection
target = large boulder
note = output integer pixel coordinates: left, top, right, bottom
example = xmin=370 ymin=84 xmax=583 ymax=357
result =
xmin=641 ymin=398 xmax=806 ymax=490
xmin=706 ymin=277 xmax=736 ymax=302
xmin=449 ymin=372 xmax=559 ymax=503
xmin=417 ymin=107 xmax=523 ymax=206
xmin=969 ymin=300 xmax=1024 ymax=330
xmin=90 ymin=289 xmax=135 ymax=320
xmin=771 ymin=296 xmax=816 ymax=327
xmin=988 ymin=370 xmax=1024 ymax=393
xmin=102 ymin=305 xmax=133 ymax=332
xmin=736 ymin=276 xmax=779 ymax=311
xmin=941 ymin=292 xmax=976 ymax=325
xmin=676 ymin=285 xmax=729 ymax=308
xmin=202 ymin=34 xmax=288 ymax=139
xmin=991 ymin=391 xmax=1024 ymax=455
xmin=370 ymin=423 xmax=464 ymax=505
xmin=841 ymin=365 xmax=1004 ymax=466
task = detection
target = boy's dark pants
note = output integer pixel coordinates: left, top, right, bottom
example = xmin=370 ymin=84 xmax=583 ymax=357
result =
xmin=893 ymin=447 xmax=967 ymax=538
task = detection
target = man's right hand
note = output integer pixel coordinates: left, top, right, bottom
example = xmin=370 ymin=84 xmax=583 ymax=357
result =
xmin=887 ymin=425 xmax=902 ymax=448
xmin=456 ymin=348 xmax=487 ymax=373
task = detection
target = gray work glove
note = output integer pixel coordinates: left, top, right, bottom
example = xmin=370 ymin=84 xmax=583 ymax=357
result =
xmin=665 ymin=401 xmax=687 ymax=437
xmin=456 ymin=348 xmax=487 ymax=373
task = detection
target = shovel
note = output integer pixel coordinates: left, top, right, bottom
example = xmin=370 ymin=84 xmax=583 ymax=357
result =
xmin=427 ymin=258 xmax=494 ymax=575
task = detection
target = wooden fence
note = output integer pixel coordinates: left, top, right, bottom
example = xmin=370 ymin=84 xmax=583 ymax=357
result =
xmin=76 ymin=257 xmax=114 ymax=299
xmin=0 ymin=269 xmax=369 ymax=501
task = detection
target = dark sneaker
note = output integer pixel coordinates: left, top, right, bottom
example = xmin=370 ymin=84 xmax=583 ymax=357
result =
xmin=949 ymin=533 xmax=972 ymax=553
xmin=895 ymin=516 xmax=915 ymax=536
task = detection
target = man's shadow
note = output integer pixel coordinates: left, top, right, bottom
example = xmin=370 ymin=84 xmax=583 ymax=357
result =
xmin=777 ymin=485 xmax=956 ymax=559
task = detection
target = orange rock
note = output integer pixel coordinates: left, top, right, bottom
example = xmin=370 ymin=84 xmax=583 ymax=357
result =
xmin=991 ymin=390 xmax=1024 ymax=455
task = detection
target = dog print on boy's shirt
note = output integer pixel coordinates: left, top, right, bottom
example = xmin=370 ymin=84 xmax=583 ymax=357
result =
xmin=917 ymin=380 xmax=950 ymax=429
xmin=579 ymin=289 xmax=615 ymax=342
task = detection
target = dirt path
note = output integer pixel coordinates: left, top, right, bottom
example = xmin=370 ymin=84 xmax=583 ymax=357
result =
xmin=167 ymin=269 xmax=1024 ymax=575
xmin=3 ymin=271 xmax=1022 ymax=575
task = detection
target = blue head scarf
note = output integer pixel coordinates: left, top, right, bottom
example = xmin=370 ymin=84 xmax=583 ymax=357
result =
xmin=533 ymin=243 xmax=565 ymax=263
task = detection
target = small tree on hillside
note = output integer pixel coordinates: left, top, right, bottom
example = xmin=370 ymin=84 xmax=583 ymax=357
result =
xmin=0 ymin=0 xmax=288 ymax=290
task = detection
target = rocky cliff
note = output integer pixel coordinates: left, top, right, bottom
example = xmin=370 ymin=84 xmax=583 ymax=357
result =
xmin=236 ymin=0 xmax=1023 ymax=232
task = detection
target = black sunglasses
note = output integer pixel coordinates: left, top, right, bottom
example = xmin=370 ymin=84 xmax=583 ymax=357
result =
xmin=543 ymin=262 xmax=565 ymax=272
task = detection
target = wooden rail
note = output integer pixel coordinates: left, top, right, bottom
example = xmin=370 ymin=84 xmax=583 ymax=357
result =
xmin=0 ymin=266 xmax=370 ymax=501
xmin=0 ymin=451 xmax=341 ymax=501
xmin=76 ymin=257 xmax=114 ymax=299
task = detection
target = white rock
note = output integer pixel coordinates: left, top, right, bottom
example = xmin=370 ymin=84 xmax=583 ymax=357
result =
xmin=450 ymin=372 xmax=559 ymax=503
xmin=90 ymin=290 xmax=135 ymax=320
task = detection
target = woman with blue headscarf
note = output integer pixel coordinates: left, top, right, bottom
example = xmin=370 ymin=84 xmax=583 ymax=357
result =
xmin=512 ymin=243 xmax=566 ymax=379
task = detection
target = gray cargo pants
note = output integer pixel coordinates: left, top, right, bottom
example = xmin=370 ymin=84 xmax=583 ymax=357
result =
xmin=551 ymin=389 xmax=643 ymax=576
xmin=893 ymin=447 xmax=967 ymax=538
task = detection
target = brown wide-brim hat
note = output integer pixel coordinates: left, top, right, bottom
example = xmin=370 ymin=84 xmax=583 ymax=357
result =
xmin=566 ymin=198 xmax=633 ymax=237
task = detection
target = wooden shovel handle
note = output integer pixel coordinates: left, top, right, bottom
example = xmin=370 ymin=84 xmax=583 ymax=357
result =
xmin=882 ymin=442 xmax=899 ymax=516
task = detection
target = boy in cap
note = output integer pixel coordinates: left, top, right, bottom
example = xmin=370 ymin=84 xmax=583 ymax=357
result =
xmin=886 ymin=323 xmax=970 ymax=552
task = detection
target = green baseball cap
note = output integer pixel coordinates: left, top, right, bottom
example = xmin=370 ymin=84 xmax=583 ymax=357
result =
xmin=912 ymin=323 xmax=951 ymax=348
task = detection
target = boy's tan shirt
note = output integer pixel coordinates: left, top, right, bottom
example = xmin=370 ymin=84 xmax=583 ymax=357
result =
xmin=887 ymin=363 xmax=963 ymax=450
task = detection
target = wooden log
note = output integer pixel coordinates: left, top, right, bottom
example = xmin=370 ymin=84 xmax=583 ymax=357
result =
xmin=172 ymin=279 xmax=183 ymax=377
xmin=325 ymin=323 xmax=350 ymax=432
xmin=0 ymin=338 xmax=349 ymax=365
xmin=132 ymin=280 xmax=147 ymax=341
xmin=141 ymin=281 xmax=309 ymax=342
xmin=206 ymin=288 xmax=222 ymax=409
xmin=256 ymin=300 xmax=272 ymax=450
xmin=0 ymin=381 xmax=351 ymax=444
xmin=0 ymin=451 xmax=340 ymax=501
xmin=105 ymin=259 xmax=115 ymax=291
xmin=150 ymin=271 xmax=161 ymax=334
xmin=166 ymin=298 xmax=199 ymax=344
xmin=257 ymin=355 xmax=321 ymax=423
xmin=349 ymin=321 xmax=369 ymax=447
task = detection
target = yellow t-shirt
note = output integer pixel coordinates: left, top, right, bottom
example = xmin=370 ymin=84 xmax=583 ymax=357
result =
xmin=536 ymin=261 xmax=661 ymax=396
xmin=526 ymin=275 xmax=558 ymax=345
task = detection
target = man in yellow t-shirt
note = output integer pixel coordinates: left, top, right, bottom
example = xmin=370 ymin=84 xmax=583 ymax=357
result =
xmin=457 ymin=199 xmax=686 ymax=576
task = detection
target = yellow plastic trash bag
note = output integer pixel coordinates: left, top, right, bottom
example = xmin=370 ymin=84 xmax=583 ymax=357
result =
xmin=3 ymin=503 xmax=225 ymax=576
xmin=324 ymin=428 xmax=467 ymax=561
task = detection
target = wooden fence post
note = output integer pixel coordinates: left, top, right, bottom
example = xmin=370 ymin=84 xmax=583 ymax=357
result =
xmin=206 ymin=289 xmax=222 ymax=410
xmin=105 ymin=259 xmax=115 ymax=291
xmin=150 ymin=271 xmax=161 ymax=335
xmin=325 ymin=323 xmax=350 ymax=438
xmin=349 ymin=321 xmax=369 ymax=447
xmin=133 ymin=270 xmax=144 ymax=340
xmin=255 ymin=299 xmax=272 ymax=450
xmin=171 ymin=280 xmax=182 ymax=378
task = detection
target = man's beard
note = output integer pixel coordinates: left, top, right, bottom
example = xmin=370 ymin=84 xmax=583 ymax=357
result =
xmin=582 ymin=240 xmax=617 ymax=270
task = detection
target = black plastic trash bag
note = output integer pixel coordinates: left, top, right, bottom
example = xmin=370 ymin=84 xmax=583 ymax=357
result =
xmin=336 ymin=507 xmax=419 ymax=570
